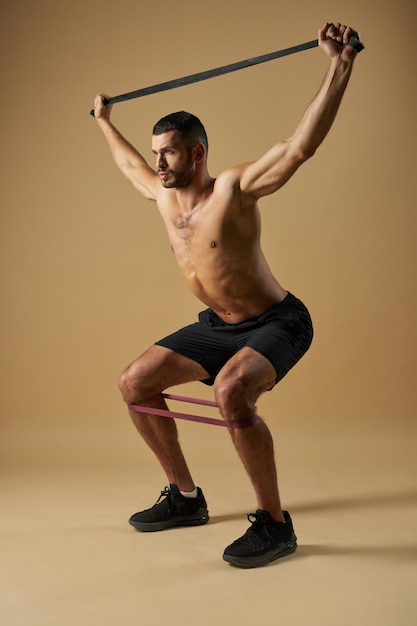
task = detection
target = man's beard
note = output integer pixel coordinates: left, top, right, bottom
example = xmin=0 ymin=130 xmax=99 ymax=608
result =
xmin=160 ymin=159 xmax=195 ymax=188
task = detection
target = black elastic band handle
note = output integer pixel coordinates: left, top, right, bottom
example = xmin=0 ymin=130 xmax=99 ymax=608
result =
xmin=348 ymin=37 xmax=365 ymax=53
xmin=90 ymin=36 xmax=363 ymax=116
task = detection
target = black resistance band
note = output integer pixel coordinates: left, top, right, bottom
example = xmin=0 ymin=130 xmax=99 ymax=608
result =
xmin=89 ymin=36 xmax=364 ymax=116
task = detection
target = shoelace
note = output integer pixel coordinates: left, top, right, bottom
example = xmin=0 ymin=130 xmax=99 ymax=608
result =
xmin=154 ymin=486 xmax=171 ymax=505
xmin=241 ymin=512 xmax=275 ymax=549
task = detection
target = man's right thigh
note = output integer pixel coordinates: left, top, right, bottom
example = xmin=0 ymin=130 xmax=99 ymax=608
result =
xmin=120 ymin=345 xmax=210 ymax=397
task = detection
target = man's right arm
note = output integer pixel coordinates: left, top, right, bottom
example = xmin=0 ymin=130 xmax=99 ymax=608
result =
xmin=93 ymin=94 xmax=158 ymax=201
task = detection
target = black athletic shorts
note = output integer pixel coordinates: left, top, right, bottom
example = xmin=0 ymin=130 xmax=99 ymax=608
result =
xmin=155 ymin=292 xmax=313 ymax=387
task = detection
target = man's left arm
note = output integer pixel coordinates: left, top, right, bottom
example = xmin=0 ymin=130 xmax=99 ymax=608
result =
xmin=240 ymin=22 xmax=363 ymax=199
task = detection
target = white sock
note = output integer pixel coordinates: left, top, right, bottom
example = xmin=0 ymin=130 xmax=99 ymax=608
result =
xmin=180 ymin=487 xmax=198 ymax=498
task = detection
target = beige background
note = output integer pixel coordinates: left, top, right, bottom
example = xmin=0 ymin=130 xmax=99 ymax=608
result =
xmin=1 ymin=0 xmax=416 ymax=625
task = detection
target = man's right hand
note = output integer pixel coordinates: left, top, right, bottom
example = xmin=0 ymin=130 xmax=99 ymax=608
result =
xmin=93 ymin=93 xmax=112 ymax=120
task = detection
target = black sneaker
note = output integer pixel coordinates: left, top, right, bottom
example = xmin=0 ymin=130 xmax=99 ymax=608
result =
xmin=129 ymin=484 xmax=209 ymax=532
xmin=223 ymin=509 xmax=297 ymax=568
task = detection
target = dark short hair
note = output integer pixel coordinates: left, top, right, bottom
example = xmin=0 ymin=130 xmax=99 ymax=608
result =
xmin=153 ymin=111 xmax=208 ymax=152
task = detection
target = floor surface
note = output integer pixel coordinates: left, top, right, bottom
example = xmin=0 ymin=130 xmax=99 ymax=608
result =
xmin=2 ymin=423 xmax=416 ymax=626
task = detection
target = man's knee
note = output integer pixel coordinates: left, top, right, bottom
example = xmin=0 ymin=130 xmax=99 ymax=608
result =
xmin=118 ymin=358 xmax=153 ymax=403
xmin=214 ymin=373 xmax=253 ymax=417
xmin=119 ymin=366 xmax=131 ymax=397
xmin=119 ymin=365 xmax=135 ymax=402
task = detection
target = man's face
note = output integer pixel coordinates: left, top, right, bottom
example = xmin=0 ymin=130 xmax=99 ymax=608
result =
xmin=152 ymin=131 xmax=195 ymax=188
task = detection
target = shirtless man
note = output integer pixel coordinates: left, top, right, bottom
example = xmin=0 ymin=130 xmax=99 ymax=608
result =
xmin=93 ymin=22 xmax=362 ymax=568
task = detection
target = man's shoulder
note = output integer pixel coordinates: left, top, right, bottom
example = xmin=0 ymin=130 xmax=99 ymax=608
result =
xmin=215 ymin=163 xmax=253 ymax=191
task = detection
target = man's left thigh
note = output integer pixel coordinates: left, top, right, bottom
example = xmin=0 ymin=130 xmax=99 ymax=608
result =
xmin=215 ymin=346 xmax=278 ymax=398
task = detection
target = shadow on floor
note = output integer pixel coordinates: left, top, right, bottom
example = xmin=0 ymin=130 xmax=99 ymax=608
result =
xmin=209 ymin=489 xmax=417 ymax=525
xmin=296 ymin=543 xmax=417 ymax=562
xmin=290 ymin=489 xmax=417 ymax=514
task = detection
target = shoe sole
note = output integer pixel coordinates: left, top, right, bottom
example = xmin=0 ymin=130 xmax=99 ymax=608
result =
xmin=223 ymin=540 xmax=297 ymax=568
xmin=129 ymin=508 xmax=209 ymax=532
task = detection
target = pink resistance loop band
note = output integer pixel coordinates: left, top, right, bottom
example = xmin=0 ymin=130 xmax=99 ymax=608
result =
xmin=128 ymin=393 xmax=260 ymax=429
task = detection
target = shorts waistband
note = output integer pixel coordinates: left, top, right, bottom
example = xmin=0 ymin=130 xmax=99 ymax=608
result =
xmin=199 ymin=293 xmax=300 ymax=330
